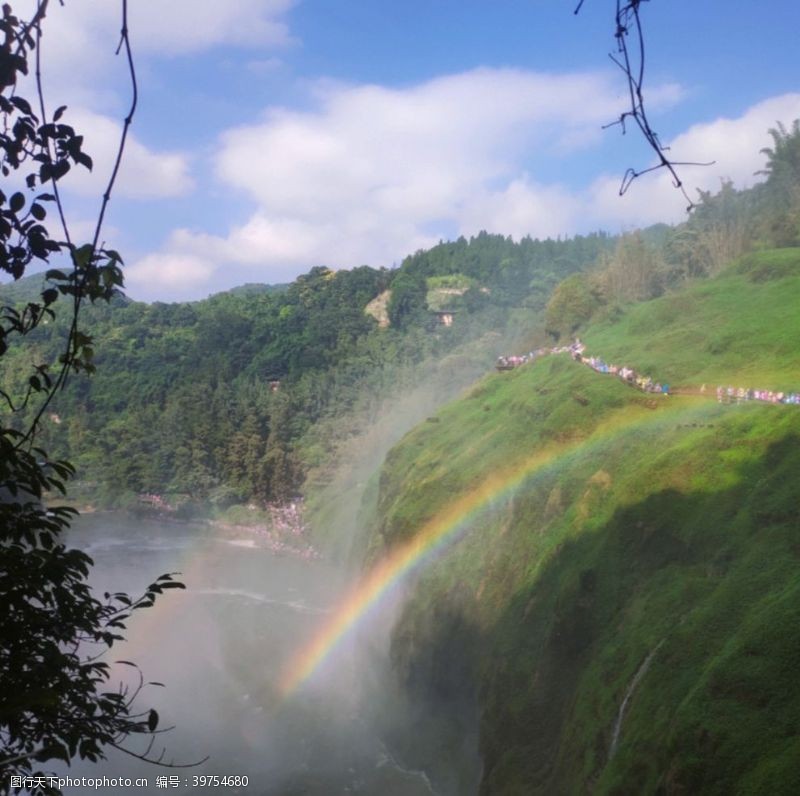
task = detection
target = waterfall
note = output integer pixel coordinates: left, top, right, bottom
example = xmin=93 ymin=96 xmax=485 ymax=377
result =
xmin=608 ymin=639 xmax=665 ymax=760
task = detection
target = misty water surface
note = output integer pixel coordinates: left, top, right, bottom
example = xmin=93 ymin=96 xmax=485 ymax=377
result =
xmin=57 ymin=515 xmax=441 ymax=796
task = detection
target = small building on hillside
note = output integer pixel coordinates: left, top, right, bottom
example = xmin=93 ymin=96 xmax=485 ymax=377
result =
xmin=432 ymin=310 xmax=456 ymax=327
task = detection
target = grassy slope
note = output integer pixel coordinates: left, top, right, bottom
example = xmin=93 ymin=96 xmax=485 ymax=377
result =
xmin=582 ymin=248 xmax=800 ymax=389
xmin=366 ymin=250 xmax=800 ymax=795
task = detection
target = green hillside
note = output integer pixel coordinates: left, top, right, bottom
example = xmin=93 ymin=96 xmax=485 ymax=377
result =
xmin=582 ymin=248 xmax=800 ymax=389
xmin=363 ymin=249 xmax=800 ymax=794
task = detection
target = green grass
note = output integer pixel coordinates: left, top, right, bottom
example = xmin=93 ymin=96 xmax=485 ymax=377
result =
xmin=360 ymin=249 xmax=800 ymax=794
xmin=582 ymin=247 xmax=800 ymax=389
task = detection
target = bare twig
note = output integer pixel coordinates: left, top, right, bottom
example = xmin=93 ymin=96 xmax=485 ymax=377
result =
xmin=93 ymin=0 xmax=137 ymax=254
xmin=21 ymin=0 xmax=136 ymax=446
xmin=577 ymin=0 xmax=713 ymax=209
xmin=109 ymin=741 xmax=210 ymax=769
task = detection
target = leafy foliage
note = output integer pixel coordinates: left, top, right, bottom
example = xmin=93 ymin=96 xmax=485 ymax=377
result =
xmin=1 ymin=232 xmax=616 ymax=508
xmin=538 ymin=126 xmax=800 ymax=342
xmin=0 ymin=459 xmax=184 ymax=782
xmin=387 ymin=270 xmax=427 ymax=329
xmin=757 ymin=119 xmax=800 ymax=245
xmin=0 ymin=3 xmax=180 ymax=791
xmin=11 ymin=122 xmax=800 ymax=511
xmin=544 ymin=273 xmax=601 ymax=339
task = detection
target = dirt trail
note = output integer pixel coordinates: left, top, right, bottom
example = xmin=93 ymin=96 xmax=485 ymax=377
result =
xmin=496 ymin=346 xmax=799 ymax=407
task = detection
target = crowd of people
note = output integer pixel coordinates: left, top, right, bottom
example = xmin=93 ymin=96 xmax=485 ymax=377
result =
xmin=496 ymin=340 xmax=670 ymax=395
xmin=496 ymin=345 xmax=572 ymax=370
xmin=242 ymin=500 xmax=321 ymax=559
xmin=496 ymin=353 xmax=536 ymax=369
xmin=714 ymin=385 xmax=800 ymax=405
xmin=496 ymin=339 xmax=799 ymax=405
xmin=576 ymin=346 xmax=670 ymax=395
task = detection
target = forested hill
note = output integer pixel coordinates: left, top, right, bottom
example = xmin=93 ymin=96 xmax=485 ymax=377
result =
xmin=4 ymin=117 xmax=796 ymax=515
xmin=0 ymin=231 xmax=613 ymax=509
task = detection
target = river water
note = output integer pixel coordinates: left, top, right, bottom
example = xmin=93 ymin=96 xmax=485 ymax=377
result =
xmin=57 ymin=515 xmax=438 ymax=796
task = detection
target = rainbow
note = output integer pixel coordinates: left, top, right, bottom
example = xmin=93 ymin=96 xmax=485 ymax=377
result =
xmin=277 ymin=399 xmax=704 ymax=697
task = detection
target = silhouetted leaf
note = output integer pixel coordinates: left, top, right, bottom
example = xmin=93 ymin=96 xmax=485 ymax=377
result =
xmin=9 ymin=191 xmax=24 ymax=212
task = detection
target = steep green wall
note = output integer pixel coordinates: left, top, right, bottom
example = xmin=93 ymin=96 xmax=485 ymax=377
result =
xmin=364 ymin=251 xmax=800 ymax=794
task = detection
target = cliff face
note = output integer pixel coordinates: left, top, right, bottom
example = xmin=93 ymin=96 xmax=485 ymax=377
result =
xmin=362 ymin=253 xmax=800 ymax=794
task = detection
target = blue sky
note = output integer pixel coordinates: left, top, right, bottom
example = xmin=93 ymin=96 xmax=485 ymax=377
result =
xmin=21 ymin=0 xmax=800 ymax=301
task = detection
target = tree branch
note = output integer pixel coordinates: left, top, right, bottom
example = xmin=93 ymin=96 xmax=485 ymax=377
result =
xmin=577 ymin=0 xmax=713 ymax=210
xmin=21 ymin=0 xmax=136 ymax=446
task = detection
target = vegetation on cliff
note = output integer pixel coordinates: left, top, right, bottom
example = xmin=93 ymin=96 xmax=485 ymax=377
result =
xmin=365 ymin=249 xmax=800 ymax=793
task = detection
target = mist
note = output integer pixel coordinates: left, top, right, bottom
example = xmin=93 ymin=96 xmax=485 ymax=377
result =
xmin=58 ymin=516 xmax=443 ymax=794
xmin=305 ymin=315 xmax=541 ymax=566
xmin=49 ymin=311 xmax=542 ymax=795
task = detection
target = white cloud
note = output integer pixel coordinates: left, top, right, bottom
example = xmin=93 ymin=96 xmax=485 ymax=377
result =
xmin=25 ymin=0 xmax=296 ymax=63
xmin=586 ymin=93 xmax=800 ymax=228
xmin=14 ymin=0 xmax=296 ymax=112
xmin=11 ymin=1 xmax=234 ymax=208
xmin=214 ymin=68 xmax=633 ymax=220
xmin=456 ymin=178 xmax=581 ymax=241
xmin=125 ymin=252 xmax=215 ymax=298
xmin=62 ymin=217 xmax=120 ymax=246
xmin=127 ymin=71 xmax=800 ymax=301
xmin=128 ymin=0 xmax=296 ymax=55
xmin=59 ymin=109 xmax=193 ymax=199
xmin=134 ymin=66 xmax=651 ymax=296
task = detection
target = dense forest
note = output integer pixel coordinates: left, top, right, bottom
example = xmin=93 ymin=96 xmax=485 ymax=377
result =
xmin=2 ymin=231 xmax=617 ymax=509
xmin=4 ymin=119 xmax=796 ymax=516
